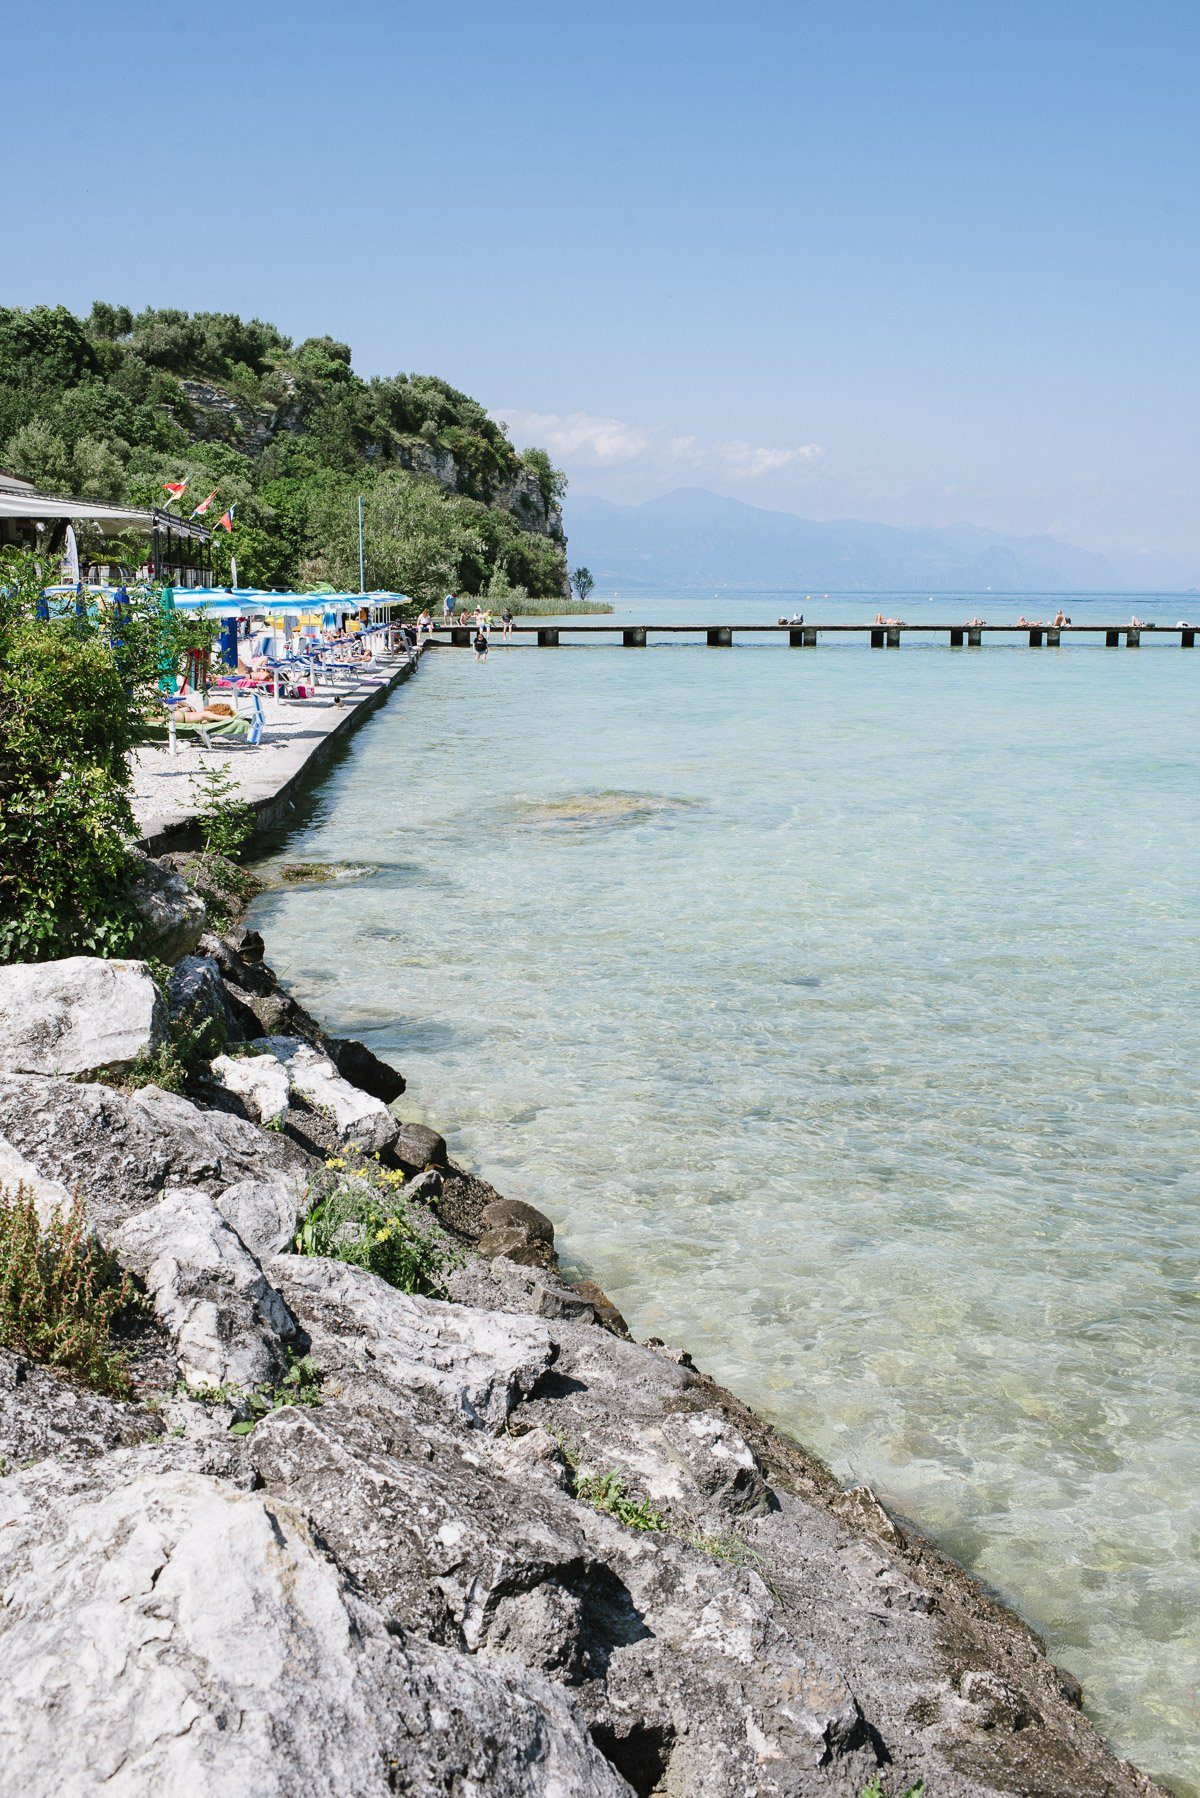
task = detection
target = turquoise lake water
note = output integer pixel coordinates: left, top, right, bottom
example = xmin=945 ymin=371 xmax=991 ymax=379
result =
xmin=252 ymin=593 xmax=1200 ymax=1791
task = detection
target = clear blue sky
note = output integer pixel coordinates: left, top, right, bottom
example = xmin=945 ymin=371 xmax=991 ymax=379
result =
xmin=7 ymin=0 xmax=1199 ymax=571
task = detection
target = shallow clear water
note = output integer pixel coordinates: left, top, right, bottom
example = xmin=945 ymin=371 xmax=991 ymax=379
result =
xmin=253 ymin=593 xmax=1200 ymax=1791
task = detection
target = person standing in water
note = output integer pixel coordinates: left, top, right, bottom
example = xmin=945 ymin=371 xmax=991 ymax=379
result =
xmin=473 ymin=627 xmax=489 ymax=661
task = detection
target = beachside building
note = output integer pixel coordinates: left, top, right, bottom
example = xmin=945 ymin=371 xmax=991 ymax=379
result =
xmin=0 ymin=469 xmax=213 ymax=586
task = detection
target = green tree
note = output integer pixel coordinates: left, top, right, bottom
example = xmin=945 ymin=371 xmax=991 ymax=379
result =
xmin=571 ymin=566 xmax=595 ymax=603
xmin=0 ymin=550 xmax=215 ymax=963
xmin=520 ymin=447 xmax=567 ymax=511
xmin=309 ymin=473 xmax=482 ymax=602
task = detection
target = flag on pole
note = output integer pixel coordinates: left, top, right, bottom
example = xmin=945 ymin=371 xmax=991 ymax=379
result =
xmin=191 ymin=488 xmax=219 ymax=517
xmin=162 ymin=480 xmax=188 ymax=504
xmin=214 ymin=503 xmax=236 ymax=533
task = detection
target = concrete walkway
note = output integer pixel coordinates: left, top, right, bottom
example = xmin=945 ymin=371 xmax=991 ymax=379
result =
xmin=134 ymin=648 xmax=423 ymax=854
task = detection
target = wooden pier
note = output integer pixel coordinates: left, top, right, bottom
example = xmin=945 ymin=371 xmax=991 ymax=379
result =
xmin=429 ymin=622 xmax=1196 ymax=649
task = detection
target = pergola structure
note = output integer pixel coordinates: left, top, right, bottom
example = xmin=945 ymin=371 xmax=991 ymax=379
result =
xmin=0 ymin=470 xmax=213 ymax=586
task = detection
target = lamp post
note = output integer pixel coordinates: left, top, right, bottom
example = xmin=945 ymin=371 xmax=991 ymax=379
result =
xmin=357 ymin=495 xmax=365 ymax=594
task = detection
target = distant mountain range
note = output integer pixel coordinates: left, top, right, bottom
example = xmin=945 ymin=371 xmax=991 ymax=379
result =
xmin=565 ymin=488 xmax=1193 ymax=593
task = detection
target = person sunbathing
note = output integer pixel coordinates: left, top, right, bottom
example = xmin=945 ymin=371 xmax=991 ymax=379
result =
xmin=170 ymin=698 xmax=237 ymax=724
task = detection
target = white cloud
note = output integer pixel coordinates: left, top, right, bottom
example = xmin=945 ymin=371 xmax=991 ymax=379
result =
xmin=495 ymin=408 xmax=822 ymax=483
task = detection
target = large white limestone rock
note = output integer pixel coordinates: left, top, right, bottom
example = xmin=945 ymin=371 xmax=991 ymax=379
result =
xmin=0 ymin=957 xmax=165 ymax=1078
xmin=269 ymin=1255 xmax=555 ymax=1432
xmin=0 ymin=1459 xmax=629 ymax=1798
xmin=116 ymin=1188 xmax=297 ymax=1391
xmin=211 ymin=1051 xmax=291 ymax=1127
xmin=258 ymin=1035 xmax=400 ymax=1153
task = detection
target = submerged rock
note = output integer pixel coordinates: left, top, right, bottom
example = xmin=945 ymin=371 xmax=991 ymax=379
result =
xmin=518 ymin=791 xmax=702 ymax=833
xmin=0 ymin=957 xmax=165 ymax=1078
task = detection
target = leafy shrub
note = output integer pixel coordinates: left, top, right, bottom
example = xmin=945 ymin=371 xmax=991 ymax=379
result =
xmin=102 ymin=1001 xmax=226 ymax=1096
xmin=0 ymin=549 xmax=217 ymax=963
xmin=575 ymin=1468 xmax=668 ymax=1533
xmin=295 ymin=1152 xmax=453 ymax=1297
xmin=190 ymin=760 xmax=255 ymax=863
xmin=228 ymin=1350 xmax=324 ymax=1435
xmin=0 ymin=1185 xmax=141 ymax=1396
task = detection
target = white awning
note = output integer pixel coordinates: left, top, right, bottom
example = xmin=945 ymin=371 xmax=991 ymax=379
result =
xmin=0 ymin=490 xmax=210 ymax=539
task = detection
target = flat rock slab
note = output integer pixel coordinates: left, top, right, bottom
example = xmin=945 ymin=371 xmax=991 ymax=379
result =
xmin=0 ymin=1074 xmax=311 ymax=1239
xmin=0 ymin=1456 xmax=629 ymax=1798
xmin=117 ymin=1189 xmax=297 ymax=1392
xmin=257 ymin=1036 xmax=400 ymax=1155
xmin=0 ymin=957 xmax=165 ymax=1077
xmin=269 ymin=1255 xmax=554 ymax=1433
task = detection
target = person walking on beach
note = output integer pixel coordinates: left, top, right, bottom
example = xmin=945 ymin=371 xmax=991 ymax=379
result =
xmin=473 ymin=627 xmax=489 ymax=661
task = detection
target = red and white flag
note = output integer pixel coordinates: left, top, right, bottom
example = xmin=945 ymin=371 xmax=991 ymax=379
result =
xmin=214 ymin=504 xmax=237 ymax=533
xmin=191 ymin=488 xmax=219 ymax=517
xmin=162 ymin=480 xmax=188 ymax=502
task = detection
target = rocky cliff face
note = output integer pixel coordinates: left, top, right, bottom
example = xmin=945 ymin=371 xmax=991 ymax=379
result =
xmin=177 ymin=380 xmax=566 ymax=544
xmin=0 ymin=870 xmax=1165 ymax=1798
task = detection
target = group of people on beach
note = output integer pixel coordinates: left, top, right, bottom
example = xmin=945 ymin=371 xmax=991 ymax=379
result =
xmin=407 ymin=597 xmax=516 ymax=660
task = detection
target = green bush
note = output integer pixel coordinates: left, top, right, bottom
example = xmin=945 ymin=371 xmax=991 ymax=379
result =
xmin=0 ymin=549 xmax=215 ymax=963
xmin=0 ymin=1185 xmax=141 ymax=1397
xmin=575 ymin=1468 xmax=668 ymax=1533
xmin=228 ymin=1350 xmax=324 ymax=1435
xmin=191 ymin=760 xmax=255 ymax=863
xmin=295 ymin=1151 xmax=453 ymax=1297
xmin=101 ymin=1001 xmax=226 ymax=1097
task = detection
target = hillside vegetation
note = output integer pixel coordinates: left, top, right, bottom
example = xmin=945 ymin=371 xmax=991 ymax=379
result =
xmin=0 ymin=304 xmax=568 ymax=600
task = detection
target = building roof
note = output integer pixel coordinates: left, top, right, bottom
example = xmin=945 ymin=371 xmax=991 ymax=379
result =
xmin=0 ymin=469 xmax=37 ymax=493
xmin=0 ymin=485 xmax=210 ymax=539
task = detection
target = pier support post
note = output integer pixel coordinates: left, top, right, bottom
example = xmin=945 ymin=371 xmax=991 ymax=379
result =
xmin=950 ymin=628 xmax=964 ymax=647
xmin=622 ymin=628 xmax=647 ymax=647
xmin=870 ymin=628 xmax=885 ymax=648
xmin=706 ymin=627 xmax=732 ymax=646
xmin=886 ymin=626 xmax=901 ymax=649
xmin=1126 ymin=628 xmax=1140 ymax=647
xmin=1047 ymin=627 xmax=1061 ymax=646
xmin=1105 ymin=629 xmax=1119 ymax=647
xmin=1183 ymin=629 xmax=1195 ymax=648
xmin=789 ymin=628 xmax=804 ymax=647
xmin=968 ymin=628 xmax=982 ymax=648
xmin=1029 ymin=627 xmax=1044 ymax=647
xmin=802 ymin=626 xmax=817 ymax=647
xmin=537 ymin=627 xmax=559 ymax=646
xmin=451 ymin=627 xmax=470 ymax=647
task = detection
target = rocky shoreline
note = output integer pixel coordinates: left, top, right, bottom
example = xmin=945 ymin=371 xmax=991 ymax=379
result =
xmin=0 ymin=852 xmax=1166 ymax=1797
